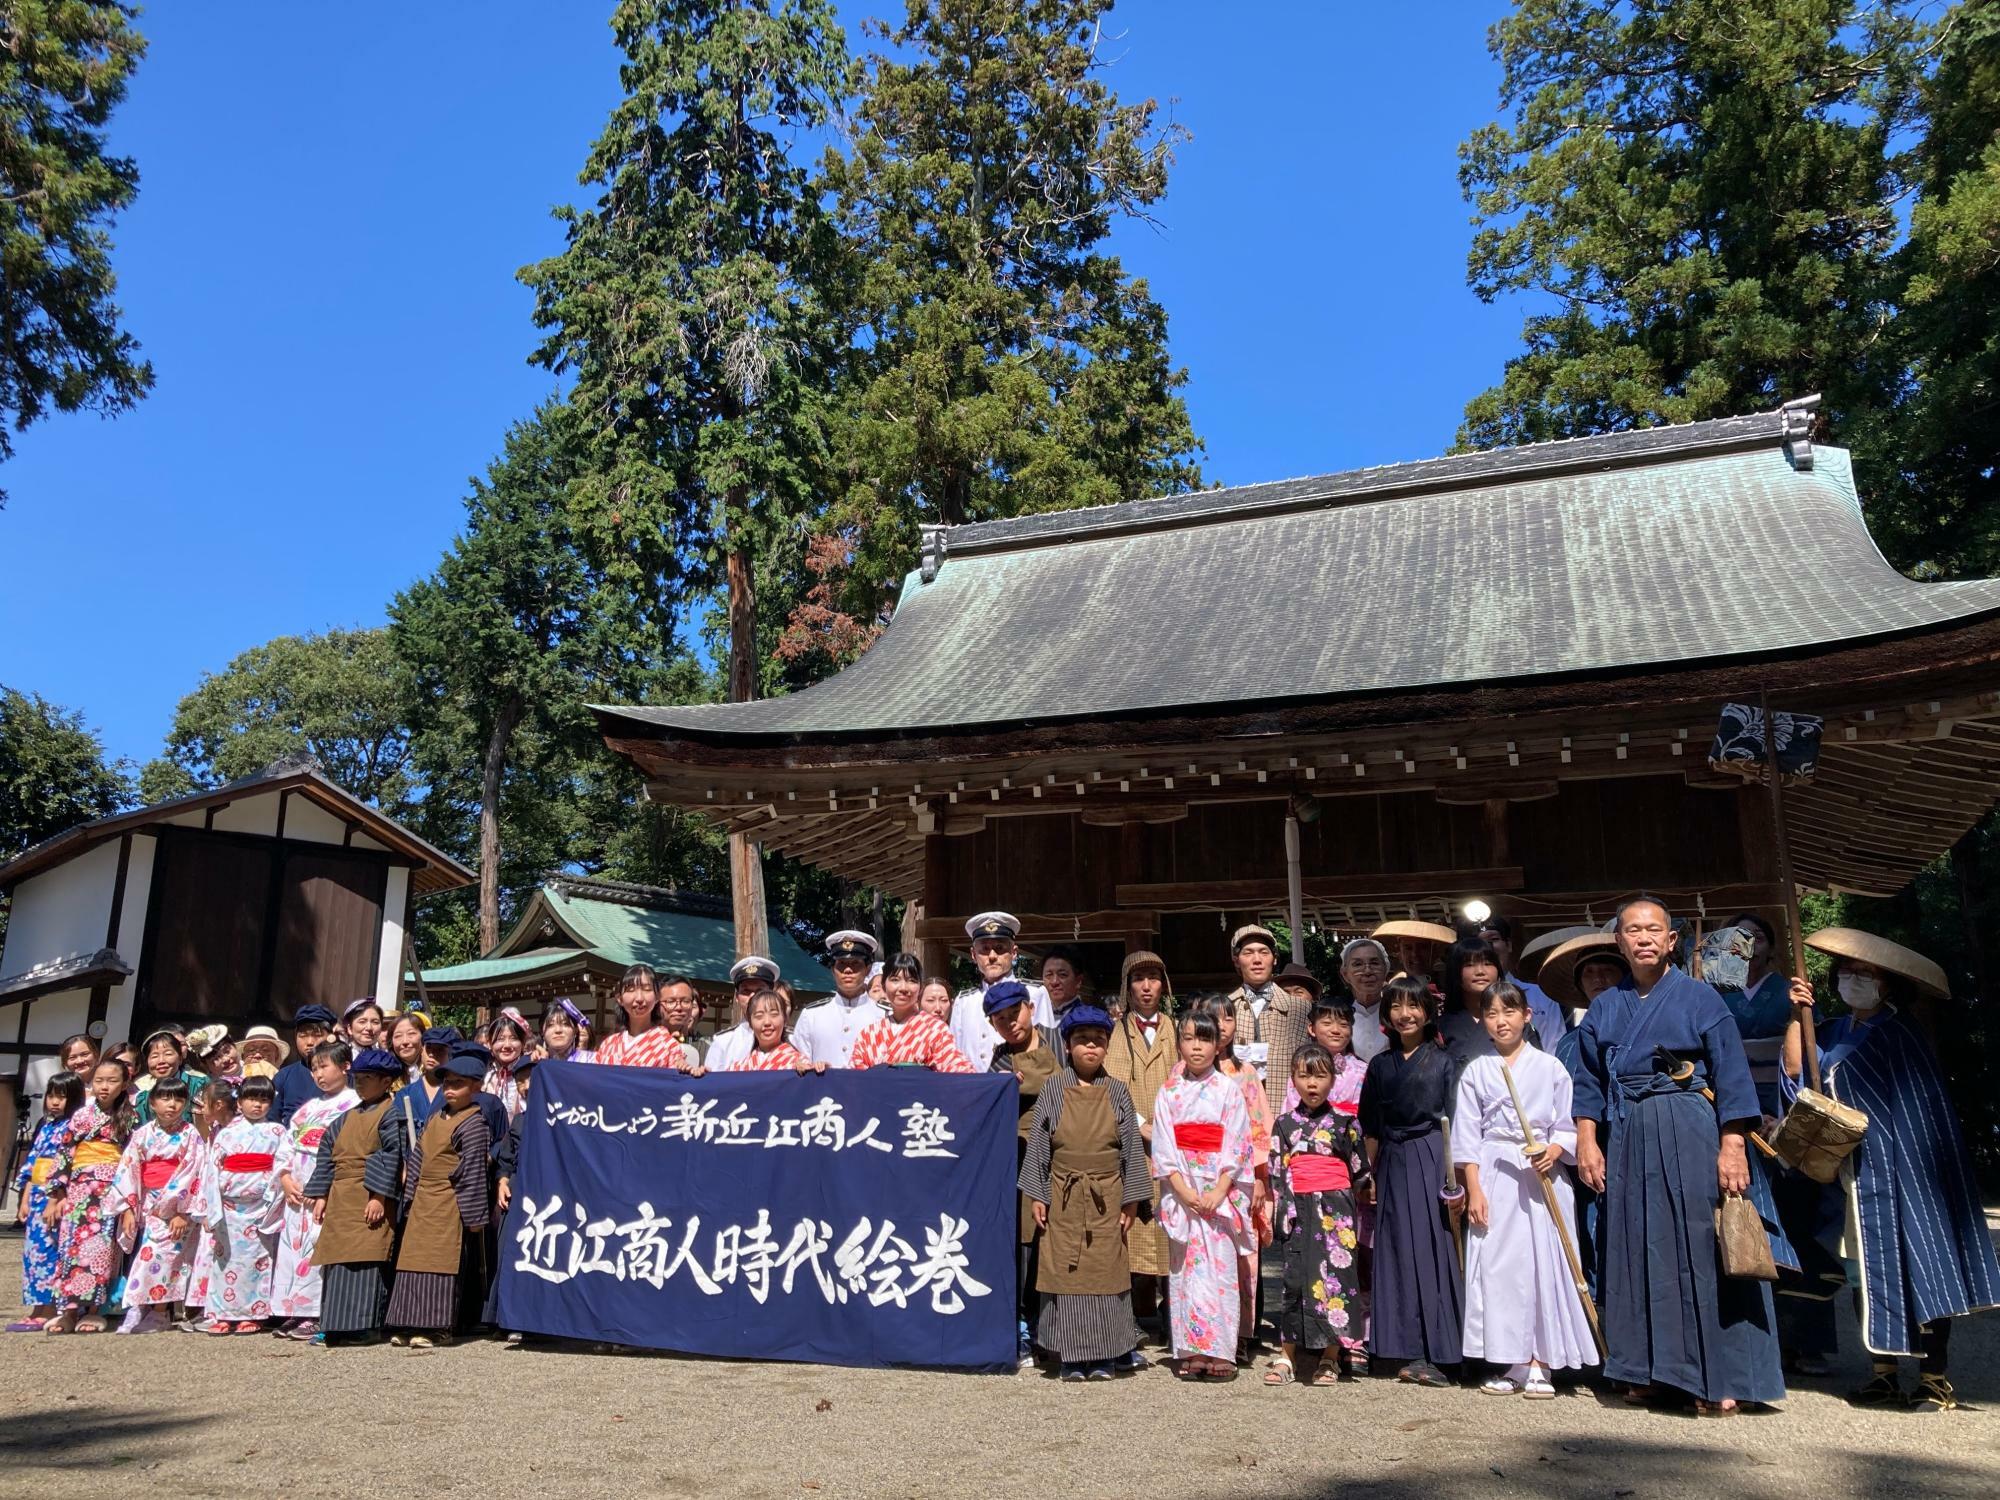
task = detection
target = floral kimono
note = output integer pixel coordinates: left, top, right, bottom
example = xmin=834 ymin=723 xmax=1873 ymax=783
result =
xmin=47 ymin=1101 xmax=128 ymax=1309
xmin=1150 ymin=1067 xmax=1255 ymax=1360
xmin=268 ymin=1088 xmax=357 ymax=1319
xmin=193 ymin=1116 xmax=288 ymax=1319
xmin=108 ymin=1122 xmax=207 ymax=1306
xmin=15 ymin=1116 xmax=68 ymax=1308
xmin=1271 ymin=1100 xmax=1370 ymax=1352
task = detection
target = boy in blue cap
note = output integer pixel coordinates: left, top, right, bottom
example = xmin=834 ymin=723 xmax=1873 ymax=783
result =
xmin=385 ymin=1050 xmax=492 ymax=1348
xmin=272 ymin=1004 xmax=337 ymax=1125
xmin=986 ymin=978 xmax=1061 ymax=1364
xmin=304 ymin=1048 xmax=408 ymax=1344
xmin=1019 ymin=1004 xmax=1152 ymax=1380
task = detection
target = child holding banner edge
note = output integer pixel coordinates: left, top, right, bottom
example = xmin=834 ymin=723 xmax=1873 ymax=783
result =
xmin=1019 ymin=1005 xmax=1152 ymax=1380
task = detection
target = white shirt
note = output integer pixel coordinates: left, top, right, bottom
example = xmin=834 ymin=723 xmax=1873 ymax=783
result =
xmin=791 ymin=993 xmax=886 ymax=1068
xmin=1350 ymin=999 xmax=1389 ymax=1062
xmin=949 ymin=979 xmax=1055 ymax=1072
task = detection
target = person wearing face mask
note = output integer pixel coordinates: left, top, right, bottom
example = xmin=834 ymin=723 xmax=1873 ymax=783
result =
xmin=1782 ymin=929 xmax=2000 ymax=1413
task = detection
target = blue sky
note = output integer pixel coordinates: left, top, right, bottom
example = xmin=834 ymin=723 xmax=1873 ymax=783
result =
xmin=2 ymin=2 xmax=1525 ymax=772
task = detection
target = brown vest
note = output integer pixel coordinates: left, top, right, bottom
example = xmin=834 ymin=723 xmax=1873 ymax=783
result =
xmin=1035 ymin=1083 xmax=1129 ymax=1295
xmin=395 ymin=1104 xmax=471 ymax=1276
xmin=313 ymin=1096 xmax=393 ymax=1266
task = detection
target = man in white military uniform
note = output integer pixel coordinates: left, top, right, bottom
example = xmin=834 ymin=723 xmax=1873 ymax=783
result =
xmin=948 ymin=911 xmax=1055 ymax=1072
xmin=791 ymin=930 xmax=885 ymax=1067
xmin=705 ymin=954 xmax=783 ymax=1071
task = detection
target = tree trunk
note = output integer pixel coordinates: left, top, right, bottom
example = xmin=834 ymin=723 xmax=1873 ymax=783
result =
xmin=725 ymin=534 xmax=770 ymax=959
xmin=478 ymin=696 xmax=524 ymax=954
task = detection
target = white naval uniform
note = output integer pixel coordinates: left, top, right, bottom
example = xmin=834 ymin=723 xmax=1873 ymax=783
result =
xmin=948 ymin=980 xmax=1056 ymax=1072
xmin=790 ymin=993 xmax=886 ymax=1068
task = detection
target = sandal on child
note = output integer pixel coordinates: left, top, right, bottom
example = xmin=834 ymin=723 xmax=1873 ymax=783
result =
xmin=232 ymin=1322 xmax=264 ymax=1335
xmin=1172 ymin=1360 xmax=1203 ymax=1381
xmin=201 ymin=1320 xmax=234 ymax=1337
xmin=1262 ymin=1357 xmax=1296 ymax=1386
xmin=6 ymin=1318 xmax=47 ymax=1333
xmin=73 ymin=1317 xmax=105 ymax=1335
xmin=1481 ymin=1375 xmax=1522 ymax=1395
xmin=1523 ymin=1370 xmax=1557 ymax=1400
xmin=1310 ymin=1362 xmax=1341 ymax=1387
xmin=1341 ymin=1348 xmax=1370 ymax=1379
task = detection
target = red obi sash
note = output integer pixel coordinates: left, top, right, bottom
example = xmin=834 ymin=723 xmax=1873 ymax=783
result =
xmin=220 ymin=1152 xmax=275 ymax=1173
xmin=140 ymin=1157 xmax=182 ymax=1191
xmin=1331 ymin=1098 xmax=1360 ymax=1117
xmin=1289 ymin=1155 xmax=1351 ymax=1193
xmin=1174 ymin=1122 xmax=1225 ymax=1153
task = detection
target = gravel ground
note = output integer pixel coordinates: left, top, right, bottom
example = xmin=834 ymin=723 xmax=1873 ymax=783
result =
xmin=0 ymin=1239 xmax=1995 ymax=1500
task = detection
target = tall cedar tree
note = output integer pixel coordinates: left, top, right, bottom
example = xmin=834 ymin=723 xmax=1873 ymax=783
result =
xmin=0 ymin=2 xmax=151 ymax=497
xmin=390 ymin=407 xmax=663 ymax=951
xmin=800 ymin=0 xmax=1204 ymax=648
xmin=1457 ymin=0 xmax=1924 ymax=450
xmin=136 ymin=629 xmax=417 ymax=813
xmin=520 ymin=0 xmax=848 ymax=953
xmin=1878 ymin=1 xmax=2000 ymax=575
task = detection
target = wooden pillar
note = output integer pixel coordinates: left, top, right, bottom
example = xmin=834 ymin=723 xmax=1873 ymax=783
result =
xmin=918 ymin=829 xmax=952 ymax=982
xmin=1482 ymin=797 xmax=1511 ymax=868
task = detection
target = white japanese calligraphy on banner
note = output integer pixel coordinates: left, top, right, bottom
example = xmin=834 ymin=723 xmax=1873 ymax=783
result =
xmin=537 ymin=1092 xmax=960 ymax=1161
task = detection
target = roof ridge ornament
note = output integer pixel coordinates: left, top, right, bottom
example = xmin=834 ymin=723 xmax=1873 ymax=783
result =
xmin=920 ymin=525 xmax=948 ymax=584
xmin=1780 ymin=393 xmax=1821 ymax=472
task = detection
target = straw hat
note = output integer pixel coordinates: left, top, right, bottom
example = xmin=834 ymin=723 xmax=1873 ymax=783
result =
xmin=1371 ymin=919 xmax=1456 ymax=946
xmin=1804 ymin=927 xmax=1949 ymax=999
xmin=239 ymin=1025 xmax=291 ymax=1065
xmin=1538 ymin=933 xmax=1627 ymax=1009
xmin=1516 ymin=924 xmax=1602 ymax=982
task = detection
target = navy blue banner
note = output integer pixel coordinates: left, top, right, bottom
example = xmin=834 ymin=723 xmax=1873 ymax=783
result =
xmin=495 ymin=1059 xmax=1019 ymax=1370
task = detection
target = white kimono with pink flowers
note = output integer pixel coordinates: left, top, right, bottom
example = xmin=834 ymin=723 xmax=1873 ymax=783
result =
xmin=107 ymin=1122 xmax=207 ymax=1306
xmin=267 ymin=1088 xmax=356 ymax=1319
xmin=1150 ymin=1067 xmax=1256 ymax=1360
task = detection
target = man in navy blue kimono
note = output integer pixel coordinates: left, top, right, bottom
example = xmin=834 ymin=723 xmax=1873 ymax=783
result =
xmin=1570 ymin=896 xmax=1784 ymax=1413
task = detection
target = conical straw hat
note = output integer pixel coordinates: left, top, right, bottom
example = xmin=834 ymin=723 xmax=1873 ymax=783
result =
xmin=1371 ymin=919 xmax=1456 ymax=946
xmin=1516 ymin=924 xmax=1602 ymax=981
xmin=1538 ymin=933 xmax=1627 ymax=1009
xmin=1803 ymin=927 xmax=1949 ymax=999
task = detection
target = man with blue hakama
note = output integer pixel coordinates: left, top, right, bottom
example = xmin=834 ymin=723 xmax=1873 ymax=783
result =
xmin=1569 ymin=896 xmax=1785 ymax=1414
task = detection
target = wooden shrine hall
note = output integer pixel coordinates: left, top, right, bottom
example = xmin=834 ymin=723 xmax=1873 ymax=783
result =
xmin=595 ymin=402 xmax=2000 ymax=989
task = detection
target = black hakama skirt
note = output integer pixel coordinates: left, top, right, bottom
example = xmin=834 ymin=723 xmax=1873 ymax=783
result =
xmin=1368 ymin=1128 xmax=1463 ymax=1365
xmin=319 ymin=1262 xmax=392 ymax=1337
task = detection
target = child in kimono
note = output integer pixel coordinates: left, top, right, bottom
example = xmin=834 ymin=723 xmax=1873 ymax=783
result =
xmin=726 ymin=989 xmax=824 ymax=1073
xmin=195 ymin=1076 xmax=286 ymax=1334
xmin=1019 ymin=1004 xmax=1152 ymax=1380
xmin=10 ymin=1070 xmax=82 ymax=1331
xmin=109 ymin=1077 xmax=206 ymax=1333
xmin=43 ymin=1058 xmax=133 ymax=1334
xmin=482 ymin=1010 xmax=533 ymax=1119
xmin=1452 ymin=983 xmax=1597 ymax=1397
xmin=1360 ymin=975 xmax=1464 ymax=1386
xmin=1267 ymin=1041 xmax=1371 ymax=1386
xmin=270 ymin=1041 xmax=359 ymax=1340
xmin=1151 ymin=1007 xmax=1255 ymax=1381
xmin=182 ymin=1082 xmax=233 ymax=1324
xmin=305 ymin=1048 xmax=409 ymax=1344
xmin=385 ymin=1051 xmax=493 ymax=1348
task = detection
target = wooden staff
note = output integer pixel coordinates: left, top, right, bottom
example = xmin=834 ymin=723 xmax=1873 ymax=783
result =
xmin=1758 ymin=686 xmax=1821 ymax=1092
xmin=1440 ymin=1115 xmax=1465 ymax=1275
xmin=1500 ymin=1062 xmax=1607 ymax=1360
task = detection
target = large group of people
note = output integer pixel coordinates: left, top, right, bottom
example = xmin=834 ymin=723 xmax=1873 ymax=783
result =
xmin=10 ymin=902 xmax=1995 ymax=1412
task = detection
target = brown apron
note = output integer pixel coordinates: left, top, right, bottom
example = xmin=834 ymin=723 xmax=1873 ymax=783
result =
xmin=395 ymin=1105 xmax=470 ymax=1276
xmin=313 ymin=1096 xmax=392 ymax=1266
xmin=1036 ymin=1084 xmax=1129 ymax=1295
xmin=1011 ymin=1043 xmax=1062 ymax=1245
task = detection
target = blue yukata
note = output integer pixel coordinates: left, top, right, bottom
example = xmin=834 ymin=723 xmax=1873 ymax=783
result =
xmin=15 ymin=1117 xmax=68 ymax=1308
xmin=1569 ymin=967 xmax=1785 ymax=1403
xmin=1786 ymin=1007 xmax=2000 ymax=1356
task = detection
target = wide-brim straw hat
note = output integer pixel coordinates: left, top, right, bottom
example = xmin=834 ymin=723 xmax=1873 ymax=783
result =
xmin=1516 ymin=924 xmax=1603 ymax=982
xmin=1538 ymin=933 xmax=1627 ymax=1009
xmin=1371 ymin=919 xmax=1456 ymax=946
xmin=1804 ymin=927 xmax=1949 ymax=999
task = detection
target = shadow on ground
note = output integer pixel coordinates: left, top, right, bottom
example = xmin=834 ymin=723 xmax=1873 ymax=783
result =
xmin=0 ymin=1403 xmax=216 ymax=1469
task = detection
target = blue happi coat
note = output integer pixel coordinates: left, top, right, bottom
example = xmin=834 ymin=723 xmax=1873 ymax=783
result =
xmin=1786 ymin=1006 xmax=2000 ymax=1356
xmin=1570 ymin=966 xmax=1785 ymax=1403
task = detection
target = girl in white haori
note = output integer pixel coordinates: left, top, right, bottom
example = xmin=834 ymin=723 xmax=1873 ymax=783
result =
xmin=267 ymin=1043 xmax=357 ymax=1337
xmin=1452 ymin=982 xmax=1597 ymax=1397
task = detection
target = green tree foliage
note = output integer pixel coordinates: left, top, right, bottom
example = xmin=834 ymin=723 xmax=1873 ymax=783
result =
xmin=1457 ymin=0 xmax=1925 ymax=450
xmin=390 ymin=404 xmax=684 ymax=953
xmin=0 ymin=685 xmax=129 ymax=946
xmin=808 ymin=0 xmax=1205 ymax=634
xmin=519 ymin=0 xmax=849 ymax=706
xmin=136 ymin=629 xmax=417 ymax=812
xmin=0 ymin=1 xmax=152 ymax=496
xmin=1877 ymin=2 xmax=2000 ymax=574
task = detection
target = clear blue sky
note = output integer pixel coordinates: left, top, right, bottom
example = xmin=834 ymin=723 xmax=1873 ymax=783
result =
xmin=1 ymin=2 xmax=1525 ymax=772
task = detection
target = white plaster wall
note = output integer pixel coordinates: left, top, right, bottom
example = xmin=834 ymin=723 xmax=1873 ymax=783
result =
xmin=282 ymin=795 xmax=351 ymax=846
xmin=209 ymin=792 xmax=281 ymax=838
xmin=0 ymin=841 xmax=118 ymax=978
xmin=372 ymin=866 xmax=410 ymax=1003
xmin=351 ymin=830 xmax=387 ymax=852
xmin=116 ymin=836 xmax=156 ymax=990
